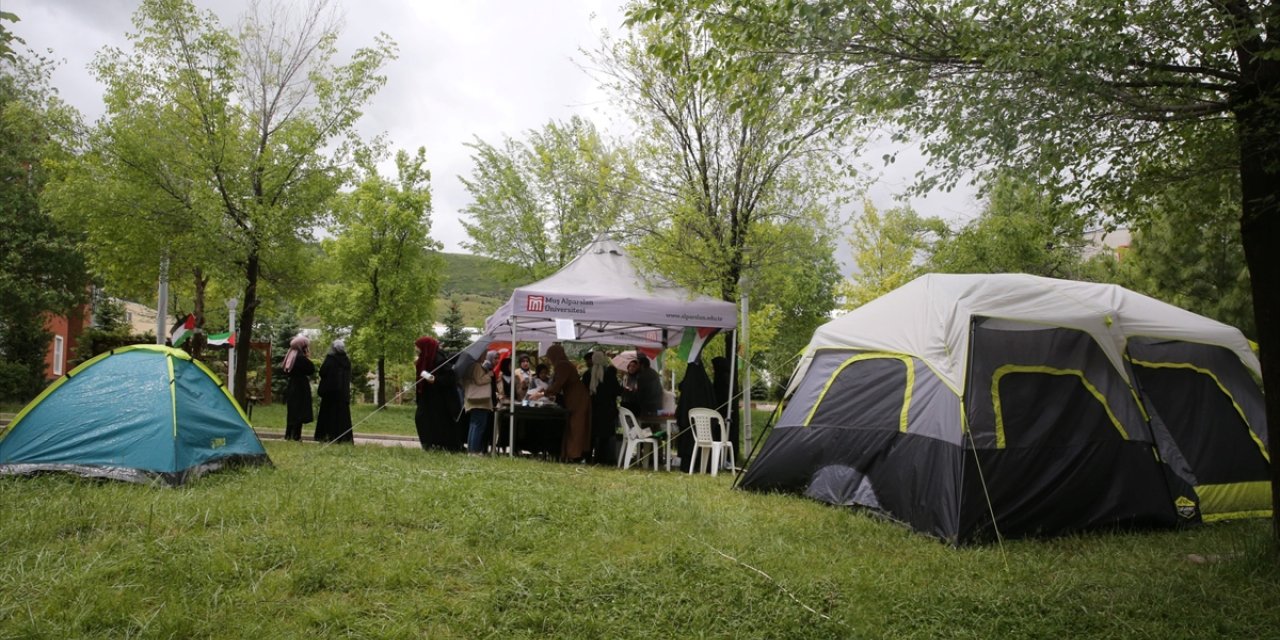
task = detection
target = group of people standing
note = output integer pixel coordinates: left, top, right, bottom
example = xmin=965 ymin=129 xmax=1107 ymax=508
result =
xmin=280 ymin=334 xmax=730 ymax=470
xmin=409 ymin=338 xmax=671 ymax=464
xmin=281 ymin=335 xmax=353 ymax=444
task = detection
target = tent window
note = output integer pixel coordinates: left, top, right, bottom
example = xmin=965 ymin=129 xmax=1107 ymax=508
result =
xmin=1132 ymin=361 xmax=1270 ymax=483
xmin=992 ymin=365 xmax=1130 ymax=449
xmin=805 ymin=354 xmax=914 ymax=432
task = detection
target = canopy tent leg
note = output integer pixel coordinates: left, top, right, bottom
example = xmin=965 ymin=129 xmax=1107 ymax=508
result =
xmin=509 ymin=316 xmax=517 ymax=456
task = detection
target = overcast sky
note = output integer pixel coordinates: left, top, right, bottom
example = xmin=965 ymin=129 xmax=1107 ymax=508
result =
xmin=7 ymin=0 xmax=977 ymax=258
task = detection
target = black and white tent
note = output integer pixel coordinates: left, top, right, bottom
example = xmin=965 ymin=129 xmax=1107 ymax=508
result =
xmin=741 ymin=274 xmax=1269 ymax=544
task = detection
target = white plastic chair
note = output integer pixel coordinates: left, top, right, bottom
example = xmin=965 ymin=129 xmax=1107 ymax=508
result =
xmin=688 ymin=408 xmax=734 ymax=476
xmin=618 ymin=407 xmax=660 ymax=470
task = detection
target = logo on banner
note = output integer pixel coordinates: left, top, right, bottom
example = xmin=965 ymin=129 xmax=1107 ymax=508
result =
xmin=526 ymin=295 xmax=545 ymax=312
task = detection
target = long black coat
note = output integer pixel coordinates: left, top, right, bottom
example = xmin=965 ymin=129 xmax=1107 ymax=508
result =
xmin=285 ymin=356 xmax=315 ymax=426
xmin=583 ymin=365 xmax=621 ymax=465
xmin=316 ymin=352 xmax=353 ymax=443
xmin=416 ymin=351 xmax=465 ymax=451
xmin=676 ymin=359 xmax=717 ymax=472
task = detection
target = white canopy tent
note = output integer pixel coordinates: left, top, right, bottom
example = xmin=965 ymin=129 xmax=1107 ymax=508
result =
xmin=481 ymin=237 xmax=737 ymax=347
xmin=468 ymin=237 xmax=739 ymax=458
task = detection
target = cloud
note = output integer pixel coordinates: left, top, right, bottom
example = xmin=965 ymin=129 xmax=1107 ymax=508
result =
xmin=9 ymin=0 xmax=974 ymax=271
xmin=9 ymin=0 xmax=623 ymax=253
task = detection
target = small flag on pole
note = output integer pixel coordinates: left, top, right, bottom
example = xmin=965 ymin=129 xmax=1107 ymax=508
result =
xmin=170 ymin=314 xmax=195 ymax=347
xmin=206 ymin=331 xmax=236 ymax=347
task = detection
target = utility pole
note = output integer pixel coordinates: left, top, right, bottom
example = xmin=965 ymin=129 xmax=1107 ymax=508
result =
xmin=156 ymin=252 xmax=169 ymax=345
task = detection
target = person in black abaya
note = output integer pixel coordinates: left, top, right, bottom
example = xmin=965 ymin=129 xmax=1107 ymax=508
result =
xmin=582 ymin=351 xmax=621 ymax=465
xmin=415 ymin=336 xmax=465 ymax=451
xmin=675 ymin=357 xmax=717 ymax=472
xmin=712 ymin=356 xmax=741 ymax=462
xmin=282 ymin=335 xmax=315 ymax=441
xmin=315 ymin=339 xmax=353 ymax=443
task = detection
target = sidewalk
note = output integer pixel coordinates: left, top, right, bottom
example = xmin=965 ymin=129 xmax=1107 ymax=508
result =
xmin=254 ymin=429 xmax=420 ymax=448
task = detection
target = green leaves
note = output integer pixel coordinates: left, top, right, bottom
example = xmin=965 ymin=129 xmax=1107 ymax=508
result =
xmin=460 ymin=116 xmax=641 ymax=282
xmin=318 ymin=147 xmax=441 ymax=391
xmin=840 ymin=200 xmax=942 ymax=309
xmin=0 ymin=30 xmax=89 ymax=400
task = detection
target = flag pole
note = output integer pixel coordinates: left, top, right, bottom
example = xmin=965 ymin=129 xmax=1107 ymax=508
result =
xmin=227 ymin=297 xmax=239 ymax=396
xmin=156 ymin=251 xmax=169 ymax=345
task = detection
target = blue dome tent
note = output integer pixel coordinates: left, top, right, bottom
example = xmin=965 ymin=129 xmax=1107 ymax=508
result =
xmin=0 ymin=345 xmax=271 ymax=485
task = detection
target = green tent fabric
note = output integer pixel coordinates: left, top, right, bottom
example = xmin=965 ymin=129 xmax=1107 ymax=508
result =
xmin=0 ymin=345 xmax=271 ymax=485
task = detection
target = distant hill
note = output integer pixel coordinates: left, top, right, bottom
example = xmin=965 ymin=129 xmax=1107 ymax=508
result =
xmin=437 ymin=252 xmax=511 ymax=327
xmin=439 ymin=252 xmax=508 ymax=297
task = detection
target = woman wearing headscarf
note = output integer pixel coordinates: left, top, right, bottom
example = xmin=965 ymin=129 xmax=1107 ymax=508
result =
xmin=581 ymin=350 xmax=620 ymax=465
xmin=282 ymin=335 xmax=315 ymax=441
xmin=532 ymin=344 xmax=591 ymax=462
xmin=677 ymin=357 xmax=717 ymax=472
xmin=315 ymin=339 xmax=353 ymax=443
xmin=463 ymin=350 xmax=498 ymax=454
xmin=415 ymin=336 xmax=464 ymax=451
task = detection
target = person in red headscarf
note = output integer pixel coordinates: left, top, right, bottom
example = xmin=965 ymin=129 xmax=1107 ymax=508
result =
xmin=415 ymin=336 xmax=463 ymax=450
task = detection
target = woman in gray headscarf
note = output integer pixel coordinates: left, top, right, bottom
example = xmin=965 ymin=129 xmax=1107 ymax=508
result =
xmin=315 ymin=339 xmax=353 ymax=443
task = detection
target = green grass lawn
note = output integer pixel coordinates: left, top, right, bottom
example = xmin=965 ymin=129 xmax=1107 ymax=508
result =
xmin=248 ymin=402 xmax=419 ymax=438
xmin=244 ymin=402 xmax=777 ymax=441
xmin=1 ymin=440 xmax=1279 ymax=638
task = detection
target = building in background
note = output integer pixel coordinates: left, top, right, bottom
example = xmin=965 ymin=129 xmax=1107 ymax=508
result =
xmin=43 ymin=303 xmax=91 ymax=380
xmin=118 ymin=299 xmax=159 ymax=336
xmin=1082 ymin=227 xmax=1132 ymax=260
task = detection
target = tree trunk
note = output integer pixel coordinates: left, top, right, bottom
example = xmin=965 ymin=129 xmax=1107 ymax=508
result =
xmin=233 ymin=250 xmax=259 ymax=408
xmin=190 ymin=268 xmax=207 ymax=360
xmin=377 ymin=356 xmax=386 ymax=406
xmin=1234 ymin=77 xmax=1280 ymax=544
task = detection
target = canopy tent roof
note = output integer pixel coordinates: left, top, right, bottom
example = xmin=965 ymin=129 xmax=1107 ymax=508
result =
xmin=481 ymin=237 xmax=737 ymax=349
xmin=793 ymin=273 xmax=1259 ymax=395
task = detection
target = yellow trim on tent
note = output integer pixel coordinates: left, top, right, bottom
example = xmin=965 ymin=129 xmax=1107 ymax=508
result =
xmin=189 ymin=358 xmax=252 ymax=425
xmin=1129 ymin=358 xmax=1270 ymax=463
xmin=167 ymin=353 xmax=178 ymax=437
xmin=1129 ymin=389 xmax=1150 ymax=421
xmin=991 ymin=365 xmax=1130 ymax=449
xmin=1196 ymin=481 xmax=1272 ymax=521
xmin=807 ymin=346 xmax=962 ymax=397
xmin=803 ymin=353 xmax=914 ymax=432
xmin=2 ymin=344 xmax=193 ymax=440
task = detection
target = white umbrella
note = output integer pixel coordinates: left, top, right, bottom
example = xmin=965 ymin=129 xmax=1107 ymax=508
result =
xmin=611 ymin=350 xmax=637 ymax=370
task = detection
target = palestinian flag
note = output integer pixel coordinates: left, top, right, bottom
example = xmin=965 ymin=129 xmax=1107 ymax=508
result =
xmin=677 ymin=327 xmax=718 ymax=363
xmin=170 ymin=314 xmax=195 ymax=347
xmin=206 ymin=331 xmax=236 ymax=348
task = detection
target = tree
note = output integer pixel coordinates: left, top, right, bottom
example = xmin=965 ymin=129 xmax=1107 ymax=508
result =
xmin=929 ymin=174 xmax=1092 ymax=278
xmin=1113 ymin=177 xmax=1254 ymax=339
xmin=840 ymin=200 xmax=944 ymax=309
xmin=56 ymin=0 xmax=394 ymax=406
xmin=317 ymin=148 xmax=440 ymax=406
xmin=595 ymin=14 xmax=853 ymax=304
xmin=439 ymin=297 xmax=471 ymax=353
xmin=636 ymin=0 xmax=1280 ymax=538
xmin=747 ymin=218 xmax=842 ymax=392
xmin=460 ymin=116 xmax=641 ymax=282
xmin=0 ymin=12 xmax=88 ymax=401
